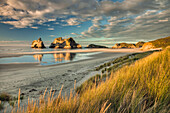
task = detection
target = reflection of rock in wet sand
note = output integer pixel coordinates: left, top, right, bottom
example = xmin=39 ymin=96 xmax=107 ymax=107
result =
xmin=33 ymin=54 xmax=43 ymax=62
xmin=53 ymin=53 xmax=76 ymax=62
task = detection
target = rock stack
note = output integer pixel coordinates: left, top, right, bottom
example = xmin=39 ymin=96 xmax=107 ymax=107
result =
xmin=31 ymin=38 xmax=46 ymax=48
xmin=112 ymin=43 xmax=136 ymax=49
xmin=49 ymin=37 xmax=82 ymax=49
xmin=86 ymin=44 xmax=108 ymax=48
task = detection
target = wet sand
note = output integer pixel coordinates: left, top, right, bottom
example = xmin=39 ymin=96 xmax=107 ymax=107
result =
xmin=0 ymin=48 xmax=142 ymax=58
xmin=0 ymin=48 xmax=142 ymax=111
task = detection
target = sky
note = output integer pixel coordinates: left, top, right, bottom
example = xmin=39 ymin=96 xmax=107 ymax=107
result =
xmin=0 ymin=0 xmax=170 ymax=46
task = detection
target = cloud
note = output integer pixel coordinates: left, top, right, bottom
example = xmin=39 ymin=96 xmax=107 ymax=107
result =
xmin=48 ymin=28 xmax=54 ymax=30
xmin=54 ymin=22 xmax=60 ymax=24
xmin=0 ymin=0 xmax=169 ymax=42
xmin=0 ymin=1 xmax=163 ymax=26
xmin=50 ymin=35 xmax=55 ymax=37
xmin=1 ymin=18 xmax=35 ymax=28
xmin=48 ymin=19 xmax=56 ymax=22
xmin=92 ymin=16 xmax=103 ymax=25
xmin=66 ymin=18 xmax=81 ymax=26
xmin=71 ymin=33 xmax=79 ymax=35
xmin=0 ymin=0 xmax=98 ymax=28
xmin=79 ymin=8 xmax=170 ymax=41
xmin=31 ymin=26 xmax=38 ymax=29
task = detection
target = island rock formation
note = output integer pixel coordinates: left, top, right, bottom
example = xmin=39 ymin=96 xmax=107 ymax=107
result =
xmin=86 ymin=44 xmax=108 ymax=48
xmin=112 ymin=43 xmax=136 ymax=49
xmin=135 ymin=41 xmax=145 ymax=48
xmin=49 ymin=37 xmax=82 ymax=49
xmin=31 ymin=38 xmax=46 ymax=48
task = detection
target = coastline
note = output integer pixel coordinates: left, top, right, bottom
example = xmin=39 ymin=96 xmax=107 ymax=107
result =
xmin=0 ymin=48 xmax=142 ymax=58
xmin=0 ymin=48 xmax=143 ymax=111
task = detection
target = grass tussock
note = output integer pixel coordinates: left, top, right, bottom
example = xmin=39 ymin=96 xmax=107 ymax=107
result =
xmin=0 ymin=93 xmax=12 ymax=101
xmin=0 ymin=92 xmax=24 ymax=110
xmin=7 ymin=47 xmax=170 ymax=113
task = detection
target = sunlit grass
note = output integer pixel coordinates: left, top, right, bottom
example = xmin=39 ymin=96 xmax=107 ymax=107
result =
xmin=7 ymin=47 xmax=170 ymax=113
xmin=76 ymin=51 xmax=155 ymax=95
xmin=77 ymin=47 xmax=169 ymax=112
xmin=0 ymin=101 xmax=3 ymax=110
xmin=150 ymin=36 xmax=170 ymax=48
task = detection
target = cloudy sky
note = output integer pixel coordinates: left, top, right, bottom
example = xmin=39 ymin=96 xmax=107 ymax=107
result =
xmin=0 ymin=0 xmax=170 ymax=46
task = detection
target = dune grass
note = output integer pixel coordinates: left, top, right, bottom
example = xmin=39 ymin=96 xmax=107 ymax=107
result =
xmin=76 ymin=51 xmax=155 ymax=95
xmin=7 ymin=47 xmax=170 ymax=113
xmin=77 ymin=47 xmax=169 ymax=112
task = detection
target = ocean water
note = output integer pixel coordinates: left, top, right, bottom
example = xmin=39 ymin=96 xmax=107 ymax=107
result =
xmin=0 ymin=41 xmax=64 ymax=54
xmin=0 ymin=52 xmax=102 ymax=65
xmin=0 ymin=41 xmax=90 ymax=54
xmin=0 ymin=41 xmax=101 ymax=65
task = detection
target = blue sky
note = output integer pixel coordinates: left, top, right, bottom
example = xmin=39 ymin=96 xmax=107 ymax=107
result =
xmin=0 ymin=0 xmax=170 ymax=45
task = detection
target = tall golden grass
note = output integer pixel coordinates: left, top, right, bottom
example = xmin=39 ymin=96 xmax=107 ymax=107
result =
xmin=13 ymin=47 xmax=170 ymax=113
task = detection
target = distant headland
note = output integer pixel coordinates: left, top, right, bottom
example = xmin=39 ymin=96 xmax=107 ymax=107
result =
xmin=31 ymin=36 xmax=170 ymax=50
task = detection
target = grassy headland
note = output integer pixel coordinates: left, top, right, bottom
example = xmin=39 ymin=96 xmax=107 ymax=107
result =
xmin=142 ymin=36 xmax=170 ymax=50
xmin=149 ymin=36 xmax=170 ymax=48
xmin=9 ymin=46 xmax=170 ymax=113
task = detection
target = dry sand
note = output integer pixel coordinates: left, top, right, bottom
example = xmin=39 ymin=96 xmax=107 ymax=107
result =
xmin=0 ymin=48 xmax=142 ymax=111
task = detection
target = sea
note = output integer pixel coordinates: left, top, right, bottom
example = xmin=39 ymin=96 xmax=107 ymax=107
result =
xmin=0 ymin=41 xmax=103 ymax=65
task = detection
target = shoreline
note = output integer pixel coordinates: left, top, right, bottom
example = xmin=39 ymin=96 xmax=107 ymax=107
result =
xmin=0 ymin=49 xmax=143 ymax=112
xmin=0 ymin=48 xmax=142 ymax=58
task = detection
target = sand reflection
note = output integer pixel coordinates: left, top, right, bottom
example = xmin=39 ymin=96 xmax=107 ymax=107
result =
xmin=32 ymin=53 xmax=76 ymax=63
xmin=33 ymin=54 xmax=43 ymax=62
xmin=53 ymin=53 xmax=76 ymax=62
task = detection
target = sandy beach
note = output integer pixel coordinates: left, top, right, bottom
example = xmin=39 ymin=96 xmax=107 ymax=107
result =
xmin=0 ymin=48 xmax=142 ymax=111
xmin=0 ymin=48 xmax=142 ymax=58
xmin=0 ymin=0 xmax=169 ymax=111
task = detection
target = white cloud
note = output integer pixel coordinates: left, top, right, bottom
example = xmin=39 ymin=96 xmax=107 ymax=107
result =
xmin=48 ymin=19 xmax=56 ymax=22
xmin=79 ymin=9 xmax=170 ymax=41
xmin=66 ymin=18 xmax=80 ymax=26
xmin=1 ymin=18 xmax=35 ymax=28
xmin=50 ymin=35 xmax=55 ymax=37
xmin=31 ymin=26 xmax=38 ymax=29
xmin=48 ymin=28 xmax=54 ymax=30
xmin=54 ymin=22 xmax=60 ymax=24
xmin=0 ymin=0 xmax=99 ymax=28
xmin=92 ymin=16 xmax=103 ymax=25
xmin=0 ymin=0 xmax=169 ymax=37
xmin=71 ymin=33 xmax=79 ymax=35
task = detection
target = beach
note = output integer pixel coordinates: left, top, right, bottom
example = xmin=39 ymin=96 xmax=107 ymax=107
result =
xmin=0 ymin=0 xmax=169 ymax=111
xmin=0 ymin=48 xmax=142 ymax=111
